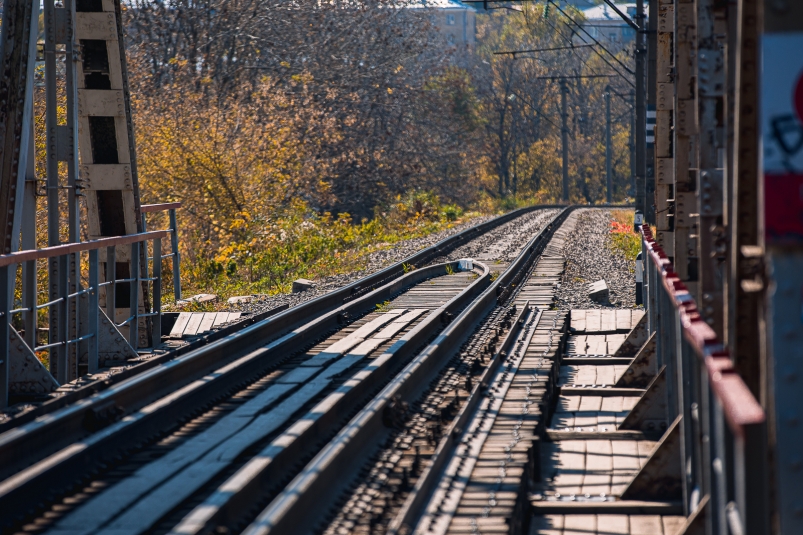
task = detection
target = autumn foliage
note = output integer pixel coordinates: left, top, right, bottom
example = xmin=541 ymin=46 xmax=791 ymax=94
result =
xmin=117 ymin=1 xmax=634 ymax=299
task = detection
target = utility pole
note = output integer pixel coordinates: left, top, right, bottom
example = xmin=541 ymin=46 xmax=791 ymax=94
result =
xmin=605 ymin=87 xmax=612 ymax=203
xmin=560 ymin=80 xmax=569 ymax=202
xmin=634 ymin=0 xmax=646 ymax=219
xmin=645 ymin=0 xmax=656 ymax=224
xmin=629 ymin=91 xmax=635 ymax=198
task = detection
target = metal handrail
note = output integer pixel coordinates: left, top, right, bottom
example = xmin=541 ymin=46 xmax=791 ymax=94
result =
xmin=640 ymin=224 xmax=767 ymax=533
xmin=0 ymin=230 xmax=170 ymax=267
xmin=1 ymin=231 xmax=168 ymax=408
xmin=141 ymin=203 xmax=182 ymax=301
xmin=140 ymin=202 xmax=182 ymax=213
xmin=642 ymin=225 xmax=764 ymax=433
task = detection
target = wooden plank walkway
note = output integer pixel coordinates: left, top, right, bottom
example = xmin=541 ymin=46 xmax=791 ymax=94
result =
xmin=531 ymin=515 xmax=685 ymax=535
xmin=423 ymin=212 xmax=682 ymax=534
xmin=168 ymin=311 xmax=243 ymax=339
xmin=570 ymin=310 xmax=645 ymax=334
xmin=534 ymin=297 xmax=682 ymax=534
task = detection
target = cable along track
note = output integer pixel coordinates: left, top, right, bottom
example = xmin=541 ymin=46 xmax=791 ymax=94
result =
xmin=0 ymin=207 xmax=561 ymax=533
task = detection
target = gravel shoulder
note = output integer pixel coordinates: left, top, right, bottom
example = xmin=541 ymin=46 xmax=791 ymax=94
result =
xmin=554 ymin=208 xmax=639 ymax=310
xmin=234 ymin=215 xmax=496 ymax=314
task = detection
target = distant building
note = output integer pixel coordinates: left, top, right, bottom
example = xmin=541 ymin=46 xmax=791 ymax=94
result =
xmin=579 ymin=3 xmax=640 ymax=47
xmin=562 ymin=0 xmax=597 ymax=7
xmin=404 ymin=0 xmax=477 ymax=49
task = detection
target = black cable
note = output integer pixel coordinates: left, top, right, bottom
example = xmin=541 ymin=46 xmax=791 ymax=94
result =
xmin=547 ymin=0 xmax=635 ymax=76
xmin=494 ymin=44 xmax=595 ymax=56
xmin=509 ymin=90 xmax=561 ymax=129
xmin=536 ymin=6 xmax=635 ymax=88
xmin=601 ymin=0 xmax=639 ymax=31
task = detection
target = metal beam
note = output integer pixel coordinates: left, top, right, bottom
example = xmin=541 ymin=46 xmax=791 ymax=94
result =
xmin=0 ymin=0 xmax=39 ymax=254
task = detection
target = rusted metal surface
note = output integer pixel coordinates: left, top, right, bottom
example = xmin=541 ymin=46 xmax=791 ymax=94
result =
xmin=728 ymin=0 xmax=760 ymax=396
xmin=611 ymin=313 xmax=648 ymax=358
xmin=0 ymin=0 xmax=38 ymax=254
xmin=621 ymin=416 xmax=683 ymax=501
xmin=673 ymin=1 xmax=697 ymax=287
xmin=615 ymin=332 xmax=657 ymax=388
xmin=619 ymin=366 xmax=668 ymax=432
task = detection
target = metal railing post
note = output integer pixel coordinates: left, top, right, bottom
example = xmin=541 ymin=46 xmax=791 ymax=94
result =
xmin=169 ymin=208 xmax=181 ymax=301
xmin=129 ymin=242 xmax=140 ymax=350
xmin=106 ymin=245 xmax=116 ymax=321
xmin=22 ymin=258 xmax=36 ymax=350
xmin=56 ymin=253 xmax=69 ymax=383
xmin=152 ymin=237 xmax=162 ymax=347
xmin=678 ymin=336 xmax=695 ymax=515
xmin=708 ymin=385 xmax=727 ymax=535
xmin=667 ymin=298 xmax=681 ymax=421
xmin=87 ymin=249 xmax=99 ymax=373
xmin=0 ymin=265 xmax=10 ymax=408
xmin=648 ymin=255 xmax=658 ymax=336
xmin=141 ymin=213 xmax=149 ymax=282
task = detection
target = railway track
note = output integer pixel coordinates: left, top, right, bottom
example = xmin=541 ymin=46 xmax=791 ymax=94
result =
xmin=0 ymin=206 xmax=571 ymax=534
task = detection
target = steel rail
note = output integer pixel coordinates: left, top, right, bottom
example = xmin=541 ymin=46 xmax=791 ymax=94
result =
xmin=44 ymin=261 xmax=490 ymax=535
xmin=0 ymin=259 xmax=476 ymax=521
xmin=0 ymin=204 xmax=561 ymax=434
xmin=237 ymin=208 xmax=574 ymax=535
xmin=387 ymin=301 xmax=537 ymax=535
xmin=0 ymin=205 xmax=560 ymax=525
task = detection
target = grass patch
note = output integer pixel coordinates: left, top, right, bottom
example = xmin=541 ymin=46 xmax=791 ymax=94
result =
xmin=171 ymin=191 xmax=494 ymax=310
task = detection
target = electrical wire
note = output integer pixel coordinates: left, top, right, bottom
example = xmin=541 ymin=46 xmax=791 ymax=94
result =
xmin=536 ymin=6 xmax=635 ymax=88
xmin=547 ymin=0 xmax=635 ymax=75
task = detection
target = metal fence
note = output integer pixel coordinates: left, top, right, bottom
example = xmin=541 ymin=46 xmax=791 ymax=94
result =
xmin=0 ymin=230 xmax=172 ymax=407
xmin=141 ymin=202 xmax=182 ymax=301
xmin=640 ymin=225 xmax=769 ymax=534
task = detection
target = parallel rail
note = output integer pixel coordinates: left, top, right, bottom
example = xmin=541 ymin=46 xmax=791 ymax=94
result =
xmin=235 ymin=208 xmax=573 ymax=534
xmin=0 ymin=205 xmax=565 ymax=530
xmin=0 ymin=204 xmax=560 ymax=434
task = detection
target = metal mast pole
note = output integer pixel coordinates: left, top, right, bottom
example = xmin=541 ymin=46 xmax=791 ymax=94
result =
xmin=630 ymin=91 xmax=635 ymax=197
xmin=696 ymin=0 xmax=725 ymax=335
xmin=605 ymin=87 xmax=612 ymax=203
xmin=635 ymin=0 xmax=646 ymax=218
xmin=561 ymin=80 xmax=569 ymax=202
xmin=43 ymin=0 xmax=64 ymax=380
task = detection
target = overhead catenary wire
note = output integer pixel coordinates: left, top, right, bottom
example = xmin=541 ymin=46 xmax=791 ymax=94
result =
xmin=535 ymin=5 xmax=635 ymax=88
xmin=535 ymin=74 xmax=616 ymax=79
xmin=509 ymin=90 xmax=561 ymax=129
xmin=547 ymin=0 xmax=635 ymax=76
xmin=494 ymin=44 xmax=595 ymax=56
xmin=600 ymin=0 xmax=639 ymax=31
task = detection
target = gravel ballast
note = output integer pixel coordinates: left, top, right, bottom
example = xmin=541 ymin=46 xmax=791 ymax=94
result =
xmin=554 ymin=208 xmax=639 ymax=310
xmin=236 ymin=208 xmax=560 ymax=315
